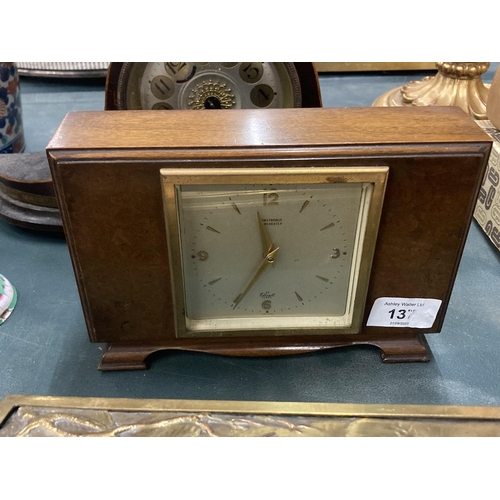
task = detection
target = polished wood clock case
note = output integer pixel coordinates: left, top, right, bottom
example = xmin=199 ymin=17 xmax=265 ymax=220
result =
xmin=46 ymin=107 xmax=492 ymax=370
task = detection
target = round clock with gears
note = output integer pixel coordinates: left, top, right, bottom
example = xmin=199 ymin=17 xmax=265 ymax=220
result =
xmin=105 ymin=62 xmax=322 ymax=110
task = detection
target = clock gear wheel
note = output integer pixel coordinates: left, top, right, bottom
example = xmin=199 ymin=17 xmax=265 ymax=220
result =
xmin=187 ymin=79 xmax=236 ymax=110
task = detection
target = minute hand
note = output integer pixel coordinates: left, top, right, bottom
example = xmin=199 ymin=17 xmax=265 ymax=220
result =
xmin=233 ymin=247 xmax=279 ymax=309
xmin=258 ymin=211 xmax=273 ymax=256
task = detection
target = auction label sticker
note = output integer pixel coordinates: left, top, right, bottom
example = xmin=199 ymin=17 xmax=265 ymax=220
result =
xmin=366 ymin=298 xmax=442 ymax=328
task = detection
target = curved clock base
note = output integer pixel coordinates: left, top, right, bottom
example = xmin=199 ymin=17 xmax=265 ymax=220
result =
xmin=98 ymin=334 xmax=431 ymax=371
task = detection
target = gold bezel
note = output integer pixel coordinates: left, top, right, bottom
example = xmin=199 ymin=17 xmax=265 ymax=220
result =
xmin=161 ymin=166 xmax=388 ymax=338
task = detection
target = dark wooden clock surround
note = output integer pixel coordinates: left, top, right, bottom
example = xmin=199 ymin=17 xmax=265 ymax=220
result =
xmin=47 ymin=107 xmax=492 ymax=370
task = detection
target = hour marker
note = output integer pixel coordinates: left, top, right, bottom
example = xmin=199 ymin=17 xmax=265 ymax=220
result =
xmin=295 ymin=291 xmax=303 ymax=302
xmin=331 ymin=248 xmax=340 ymax=259
xmin=198 ymin=251 xmax=209 ymax=261
xmin=231 ymin=203 xmax=241 ymax=214
xmin=316 ymin=275 xmax=329 ymax=282
xmin=209 ymin=278 xmax=221 ymax=285
xmin=299 ymin=200 xmax=309 ymax=213
xmin=320 ymin=222 xmax=335 ymax=231
xmin=206 ymin=226 xmax=220 ymax=234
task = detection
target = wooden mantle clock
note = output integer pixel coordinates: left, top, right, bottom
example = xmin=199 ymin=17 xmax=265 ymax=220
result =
xmin=46 ymin=107 xmax=492 ymax=370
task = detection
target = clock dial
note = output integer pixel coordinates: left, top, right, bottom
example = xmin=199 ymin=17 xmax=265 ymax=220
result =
xmin=159 ymin=164 xmax=388 ymax=338
xmin=111 ymin=62 xmax=308 ymax=110
xmin=161 ymin=166 xmax=388 ymax=338
xmin=178 ymin=183 xmax=363 ymax=329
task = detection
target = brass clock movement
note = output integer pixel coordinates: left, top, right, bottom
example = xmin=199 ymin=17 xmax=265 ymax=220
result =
xmin=47 ymin=107 xmax=492 ymax=370
xmin=104 ymin=62 xmax=322 ymax=110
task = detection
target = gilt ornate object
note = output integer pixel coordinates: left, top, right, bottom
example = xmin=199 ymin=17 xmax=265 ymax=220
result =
xmin=373 ymin=62 xmax=490 ymax=119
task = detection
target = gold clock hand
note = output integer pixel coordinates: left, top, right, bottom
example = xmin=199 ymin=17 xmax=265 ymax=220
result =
xmin=233 ymin=247 xmax=279 ymax=309
xmin=257 ymin=211 xmax=273 ymax=257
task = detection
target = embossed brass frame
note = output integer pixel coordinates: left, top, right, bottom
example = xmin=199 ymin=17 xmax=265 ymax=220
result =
xmin=161 ymin=166 xmax=388 ymax=338
xmin=2 ymin=395 xmax=500 ymax=437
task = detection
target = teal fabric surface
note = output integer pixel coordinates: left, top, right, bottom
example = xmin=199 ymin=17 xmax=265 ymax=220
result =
xmin=1 ymin=65 xmax=499 ymax=404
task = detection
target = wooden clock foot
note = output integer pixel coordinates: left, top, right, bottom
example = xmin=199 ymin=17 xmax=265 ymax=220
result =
xmin=370 ymin=334 xmax=431 ymax=363
xmin=99 ymin=344 xmax=157 ymax=371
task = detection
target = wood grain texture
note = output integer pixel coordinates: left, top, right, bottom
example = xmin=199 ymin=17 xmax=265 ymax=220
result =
xmin=48 ymin=107 xmax=488 ymax=151
xmin=47 ymin=107 xmax=492 ymax=369
xmin=315 ymin=62 xmax=436 ymax=73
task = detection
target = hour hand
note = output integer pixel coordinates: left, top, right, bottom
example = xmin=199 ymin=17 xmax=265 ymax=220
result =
xmin=233 ymin=247 xmax=279 ymax=309
xmin=257 ymin=211 xmax=273 ymax=257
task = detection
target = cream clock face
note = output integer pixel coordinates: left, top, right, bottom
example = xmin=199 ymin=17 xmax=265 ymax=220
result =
xmin=179 ymin=183 xmax=362 ymax=325
xmin=161 ymin=167 xmax=388 ymax=337
xmin=117 ymin=62 xmax=302 ymax=110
